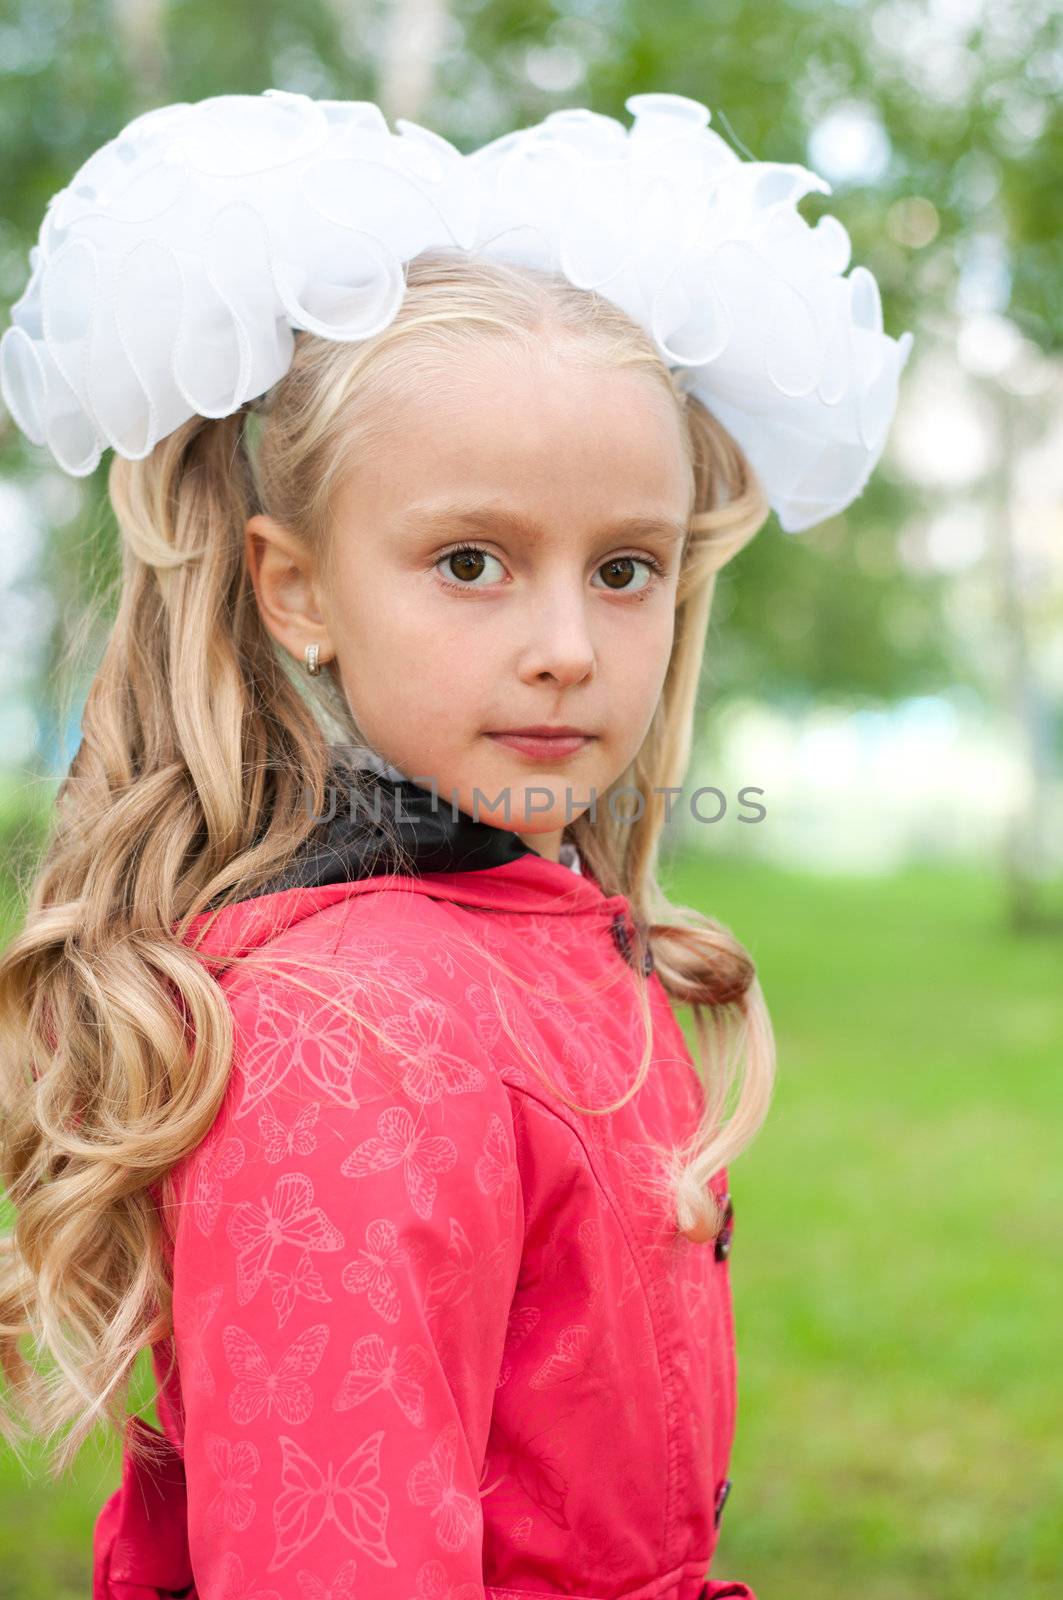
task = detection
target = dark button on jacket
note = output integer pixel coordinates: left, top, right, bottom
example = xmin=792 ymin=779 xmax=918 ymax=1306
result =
xmin=610 ymin=908 xmax=655 ymax=974
xmin=714 ymin=1192 xmax=735 ymax=1261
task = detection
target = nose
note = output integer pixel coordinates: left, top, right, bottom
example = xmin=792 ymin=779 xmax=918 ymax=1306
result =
xmin=515 ymin=582 xmax=596 ymax=687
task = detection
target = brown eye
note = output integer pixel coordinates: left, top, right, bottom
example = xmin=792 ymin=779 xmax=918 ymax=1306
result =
xmin=435 ymin=545 xmax=505 ymax=587
xmin=600 ymin=557 xmax=635 ymax=590
xmin=449 ymin=548 xmax=485 ymax=581
xmin=593 ymin=556 xmax=657 ymax=593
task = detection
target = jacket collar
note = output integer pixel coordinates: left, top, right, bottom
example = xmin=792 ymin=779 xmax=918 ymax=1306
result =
xmin=257 ymin=764 xmax=538 ymax=890
xmin=181 ymin=758 xmax=627 ymax=960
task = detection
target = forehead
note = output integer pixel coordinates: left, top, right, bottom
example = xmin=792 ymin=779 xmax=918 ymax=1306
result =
xmin=336 ymin=344 xmax=693 ymax=525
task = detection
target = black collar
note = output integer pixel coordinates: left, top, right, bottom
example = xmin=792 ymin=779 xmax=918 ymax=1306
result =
xmin=248 ymin=761 xmax=537 ymax=898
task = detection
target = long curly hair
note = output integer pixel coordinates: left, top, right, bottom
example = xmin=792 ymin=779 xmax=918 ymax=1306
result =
xmin=0 ymin=246 xmax=775 ymax=1477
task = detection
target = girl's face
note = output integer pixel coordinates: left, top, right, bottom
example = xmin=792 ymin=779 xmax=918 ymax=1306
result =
xmin=247 ymin=345 xmax=693 ymax=863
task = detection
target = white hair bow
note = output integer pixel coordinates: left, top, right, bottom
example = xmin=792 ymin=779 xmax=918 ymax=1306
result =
xmin=0 ymin=88 xmax=912 ymax=532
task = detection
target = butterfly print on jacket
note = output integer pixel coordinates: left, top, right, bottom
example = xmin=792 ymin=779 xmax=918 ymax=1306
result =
xmin=377 ymin=997 xmax=487 ymax=1106
xmin=406 ymin=1422 xmax=483 ymax=1554
xmin=266 ymin=1248 xmax=334 ymax=1332
xmin=227 ymin=1172 xmax=344 ymax=1306
xmin=334 ymin=1331 xmax=432 ymax=1427
xmin=191 ymin=1134 xmax=245 ymax=1236
xmin=271 ymin=1430 xmax=396 ymax=1571
xmin=341 ymin=1104 xmax=458 ymax=1222
xmin=260 ymin=1100 xmax=321 ymax=1164
xmin=223 ymin=1321 xmax=331 ymax=1425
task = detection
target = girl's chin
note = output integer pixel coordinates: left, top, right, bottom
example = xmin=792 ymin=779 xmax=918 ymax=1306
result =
xmin=433 ymin=778 xmax=578 ymax=834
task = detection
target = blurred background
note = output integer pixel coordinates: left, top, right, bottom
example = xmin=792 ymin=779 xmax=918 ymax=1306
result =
xmin=0 ymin=1 xmax=1060 ymax=1596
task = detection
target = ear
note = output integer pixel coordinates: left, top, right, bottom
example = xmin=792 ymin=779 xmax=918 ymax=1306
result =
xmin=244 ymin=513 xmax=334 ymax=667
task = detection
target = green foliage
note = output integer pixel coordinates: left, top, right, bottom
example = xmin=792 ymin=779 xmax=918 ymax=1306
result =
xmin=709 ymin=477 xmax=955 ymax=707
xmin=4 ymin=0 xmax=1058 ymax=717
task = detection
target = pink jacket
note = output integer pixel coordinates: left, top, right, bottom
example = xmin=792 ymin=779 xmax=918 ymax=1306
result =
xmin=93 ymin=769 xmax=756 ymax=1600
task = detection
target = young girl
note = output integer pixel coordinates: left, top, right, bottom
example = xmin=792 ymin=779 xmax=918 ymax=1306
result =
xmin=0 ymin=90 xmax=910 ymax=1600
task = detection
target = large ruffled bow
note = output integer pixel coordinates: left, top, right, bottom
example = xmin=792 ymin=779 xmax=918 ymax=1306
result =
xmin=0 ymin=88 xmax=912 ymax=531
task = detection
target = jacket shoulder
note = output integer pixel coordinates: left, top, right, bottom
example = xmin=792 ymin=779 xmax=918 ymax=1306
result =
xmin=202 ymin=886 xmax=512 ymax=1130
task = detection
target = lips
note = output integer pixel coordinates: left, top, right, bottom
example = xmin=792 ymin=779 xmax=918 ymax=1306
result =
xmin=490 ymin=726 xmax=593 ymax=738
xmin=486 ymin=730 xmax=594 ymax=761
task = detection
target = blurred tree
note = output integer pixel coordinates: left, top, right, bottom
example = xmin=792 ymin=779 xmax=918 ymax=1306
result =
xmin=0 ymin=0 xmax=1059 ymax=909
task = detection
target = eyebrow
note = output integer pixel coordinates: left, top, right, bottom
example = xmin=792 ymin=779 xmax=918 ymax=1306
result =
xmin=402 ymin=500 xmax=689 ymax=544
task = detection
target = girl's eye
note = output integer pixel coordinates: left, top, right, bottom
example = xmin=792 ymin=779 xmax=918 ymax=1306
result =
xmin=591 ymin=555 xmax=664 ymax=594
xmin=435 ymin=544 xmax=506 ymax=587
xmin=435 ymin=543 xmax=666 ymax=593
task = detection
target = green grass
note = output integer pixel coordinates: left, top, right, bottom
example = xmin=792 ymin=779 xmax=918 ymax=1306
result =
xmin=1 ymin=854 xmax=1061 ymax=1597
xmin=661 ymin=854 xmax=1063 ymax=1600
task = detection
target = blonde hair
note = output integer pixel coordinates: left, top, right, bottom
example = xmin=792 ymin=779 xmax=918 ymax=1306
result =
xmin=0 ymin=246 xmax=774 ymax=1478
